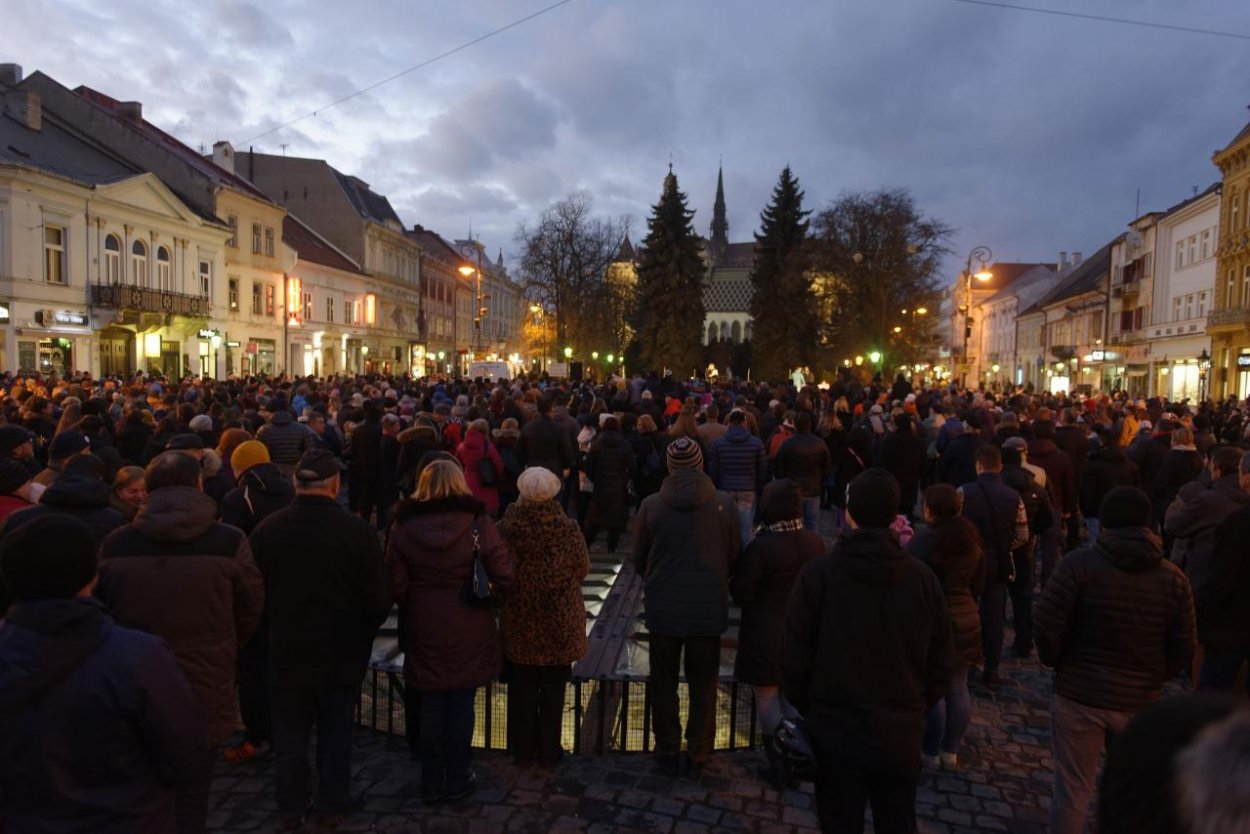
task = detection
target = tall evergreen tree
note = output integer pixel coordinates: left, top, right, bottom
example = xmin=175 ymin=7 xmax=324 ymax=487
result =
xmin=748 ymin=166 xmax=813 ymax=381
xmin=631 ymin=167 xmax=706 ymax=375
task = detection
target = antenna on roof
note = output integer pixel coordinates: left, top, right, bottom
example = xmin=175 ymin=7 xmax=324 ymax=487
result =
xmin=279 ymin=143 xmax=289 ymax=156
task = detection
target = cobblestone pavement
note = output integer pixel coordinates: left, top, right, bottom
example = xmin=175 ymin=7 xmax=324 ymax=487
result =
xmin=209 ymin=643 xmax=1055 ymax=834
xmin=210 ymin=510 xmax=1059 ymax=833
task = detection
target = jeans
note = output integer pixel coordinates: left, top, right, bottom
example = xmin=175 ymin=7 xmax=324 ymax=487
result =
xmin=419 ymin=688 xmax=477 ymax=792
xmin=648 ymin=633 xmax=722 ymax=761
xmin=1050 ymin=693 xmax=1134 ymax=834
xmin=923 ymin=659 xmax=971 ymax=756
xmin=269 ymin=686 xmax=357 ymax=819
xmin=1008 ymin=546 xmax=1035 ymax=655
xmin=752 ymin=685 xmax=798 ymax=736
xmin=979 ymin=582 xmax=1008 ymax=672
xmin=508 ymin=664 xmax=571 ymax=766
xmin=801 ymin=495 xmax=821 ymax=533
xmin=1198 ymin=648 xmax=1250 ymax=693
xmin=814 ymin=768 xmax=918 ymax=834
xmin=728 ymin=490 xmax=756 ymax=545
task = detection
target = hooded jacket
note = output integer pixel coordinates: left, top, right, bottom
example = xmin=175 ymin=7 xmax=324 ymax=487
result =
xmin=632 ymin=468 xmax=740 ymax=637
xmin=2 ymin=471 xmax=125 ymax=544
xmin=730 ymin=482 xmax=825 ymax=685
xmin=219 ymin=462 xmax=296 ymax=535
xmin=385 ymin=495 xmax=515 ymax=691
xmin=1166 ymin=474 xmax=1250 ymax=592
xmin=783 ymin=527 xmax=952 ymax=774
xmin=97 ymin=486 xmax=265 ymax=744
xmin=1033 ymin=527 xmax=1195 ymax=713
xmin=0 ymin=598 xmax=209 ymax=834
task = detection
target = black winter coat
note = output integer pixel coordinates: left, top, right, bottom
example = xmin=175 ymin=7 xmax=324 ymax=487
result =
xmin=517 ymin=415 xmax=575 ymax=478
xmin=219 ymin=462 xmax=295 ymax=535
xmin=783 ymin=527 xmax=952 ymax=774
xmin=937 ymin=432 xmax=984 ymax=488
xmin=1079 ymin=447 xmax=1139 ymax=518
xmin=0 ymin=598 xmax=209 ymax=834
xmin=257 ymin=411 xmax=315 ymax=469
xmin=879 ymin=427 xmax=925 ymax=513
xmin=1027 ymin=438 xmax=1077 ymax=516
xmin=249 ymin=495 xmax=391 ymax=689
xmin=907 ymin=525 xmax=984 ymax=665
xmin=1197 ymin=504 xmax=1250 ymax=652
xmin=585 ymin=430 xmax=635 ymax=530
xmin=773 ymin=432 xmax=832 ymax=498
xmin=1166 ymin=475 xmax=1250 ymax=592
xmin=1033 ymin=527 xmax=1195 ymax=713
xmin=731 ymin=514 xmax=824 ymax=684
xmin=633 ymin=469 xmax=740 ymax=637
xmin=1153 ymin=448 xmax=1204 ymax=519
xmin=1054 ymin=424 xmax=1090 ymax=484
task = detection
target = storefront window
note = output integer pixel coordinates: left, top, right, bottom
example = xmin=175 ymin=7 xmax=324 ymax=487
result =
xmin=18 ymin=341 xmax=37 ymax=373
xmin=39 ymin=338 xmax=72 ymax=374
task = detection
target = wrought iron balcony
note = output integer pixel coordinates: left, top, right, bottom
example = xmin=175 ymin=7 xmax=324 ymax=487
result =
xmin=1207 ymin=307 xmax=1250 ymax=329
xmin=91 ymin=284 xmax=209 ymax=317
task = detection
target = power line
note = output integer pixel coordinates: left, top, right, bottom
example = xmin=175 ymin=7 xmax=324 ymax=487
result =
xmin=242 ymin=0 xmax=578 ymax=145
xmin=948 ymin=0 xmax=1250 ymax=41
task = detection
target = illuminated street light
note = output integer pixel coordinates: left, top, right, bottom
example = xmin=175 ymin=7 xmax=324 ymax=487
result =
xmin=854 ymin=355 xmax=864 ymax=366
xmin=892 ymin=325 xmax=902 ymax=334
xmin=916 ymin=307 xmax=928 ymax=315
xmin=563 ymin=346 xmax=573 ymax=359
xmin=868 ymin=350 xmax=882 ymax=364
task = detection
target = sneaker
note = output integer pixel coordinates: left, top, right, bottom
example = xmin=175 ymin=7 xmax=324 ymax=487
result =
xmin=921 ymin=753 xmax=941 ymax=769
xmin=222 ymin=739 xmax=270 ymax=764
xmin=940 ymin=751 xmax=959 ymax=770
xmin=444 ymin=772 xmax=477 ymax=805
xmin=982 ymin=669 xmax=1002 ymax=691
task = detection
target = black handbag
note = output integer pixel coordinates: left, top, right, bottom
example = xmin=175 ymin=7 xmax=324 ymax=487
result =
xmin=477 ymin=443 xmax=499 ymax=487
xmin=773 ymin=717 xmax=819 ymax=783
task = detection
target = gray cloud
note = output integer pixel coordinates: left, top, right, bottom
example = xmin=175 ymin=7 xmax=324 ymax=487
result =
xmin=5 ymin=0 xmax=1248 ymax=268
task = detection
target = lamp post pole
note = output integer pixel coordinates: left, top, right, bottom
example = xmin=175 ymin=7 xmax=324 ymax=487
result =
xmin=959 ymin=245 xmax=993 ymax=389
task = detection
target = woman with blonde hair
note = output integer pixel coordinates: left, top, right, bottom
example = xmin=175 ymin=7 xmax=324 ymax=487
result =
xmin=386 ymin=459 xmax=515 ymax=805
xmin=110 ymin=465 xmax=146 ymax=521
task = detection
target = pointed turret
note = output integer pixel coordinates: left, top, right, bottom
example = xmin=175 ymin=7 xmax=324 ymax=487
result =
xmin=615 ymin=233 xmax=635 ymax=263
xmin=709 ymin=165 xmax=729 ymax=265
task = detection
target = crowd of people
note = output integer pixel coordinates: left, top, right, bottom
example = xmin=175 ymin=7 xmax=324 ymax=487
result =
xmin=0 ymin=367 xmax=1249 ymax=833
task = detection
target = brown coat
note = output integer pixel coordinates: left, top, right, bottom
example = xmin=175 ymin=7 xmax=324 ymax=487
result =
xmin=498 ymin=499 xmax=590 ymax=666
xmin=97 ymin=486 xmax=264 ymax=744
xmin=386 ymin=495 xmax=515 ymax=691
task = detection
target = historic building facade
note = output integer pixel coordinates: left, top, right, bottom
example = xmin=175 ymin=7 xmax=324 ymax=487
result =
xmin=1207 ymin=120 xmax=1250 ymax=400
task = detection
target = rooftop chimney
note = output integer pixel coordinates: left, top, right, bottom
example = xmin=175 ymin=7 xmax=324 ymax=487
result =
xmin=212 ymin=140 xmax=235 ymax=174
xmin=117 ymin=101 xmax=142 ymax=122
xmin=1071 ymin=251 xmax=1083 ymax=266
xmin=1059 ymin=251 xmax=1068 ymax=270
xmin=3 ymin=89 xmax=41 ymax=132
xmin=0 ymin=64 xmax=22 ymax=87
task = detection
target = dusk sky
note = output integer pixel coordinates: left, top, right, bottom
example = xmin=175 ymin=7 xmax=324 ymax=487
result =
xmin=9 ymin=0 xmax=1250 ymax=276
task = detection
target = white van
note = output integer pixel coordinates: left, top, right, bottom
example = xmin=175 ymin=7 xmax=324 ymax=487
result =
xmin=468 ymin=361 xmax=511 ymax=382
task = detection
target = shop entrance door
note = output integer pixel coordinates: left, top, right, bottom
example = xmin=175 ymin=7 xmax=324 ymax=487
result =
xmin=99 ymin=333 xmax=132 ymax=376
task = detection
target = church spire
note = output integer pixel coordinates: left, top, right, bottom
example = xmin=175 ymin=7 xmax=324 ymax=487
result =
xmin=709 ymin=164 xmax=729 ymax=264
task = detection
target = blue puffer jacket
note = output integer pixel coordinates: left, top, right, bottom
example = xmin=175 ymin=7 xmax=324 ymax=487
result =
xmin=0 ymin=598 xmax=209 ymax=833
xmin=708 ymin=425 xmax=767 ymax=493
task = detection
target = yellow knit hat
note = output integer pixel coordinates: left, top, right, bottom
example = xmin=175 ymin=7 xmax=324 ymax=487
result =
xmin=230 ymin=440 xmax=270 ymax=478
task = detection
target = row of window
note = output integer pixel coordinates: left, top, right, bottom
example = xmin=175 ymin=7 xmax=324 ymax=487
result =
xmin=224 ymin=215 xmax=276 ymax=257
xmin=1172 ymin=292 xmax=1209 ymax=323
xmin=1223 ymin=266 xmax=1250 ymax=310
xmin=45 ymin=227 xmax=214 ymax=296
xmin=1174 ymin=227 xmax=1215 ymax=270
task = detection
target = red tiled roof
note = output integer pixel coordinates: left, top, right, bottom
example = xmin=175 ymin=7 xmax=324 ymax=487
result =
xmin=283 ymin=214 xmax=363 ymax=275
xmin=73 ymin=85 xmax=276 ymax=206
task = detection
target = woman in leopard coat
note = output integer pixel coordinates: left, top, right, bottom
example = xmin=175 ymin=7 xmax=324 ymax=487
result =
xmin=498 ymin=466 xmax=590 ymax=767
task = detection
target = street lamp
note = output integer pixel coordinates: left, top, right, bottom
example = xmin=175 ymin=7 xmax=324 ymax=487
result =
xmin=868 ymin=350 xmax=882 ymax=365
xmin=459 ymin=263 xmax=487 ymax=354
xmin=563 ymin=346 xmax=573 ymax=360
xmin=959 ymin=245 xmax=994 ymax=388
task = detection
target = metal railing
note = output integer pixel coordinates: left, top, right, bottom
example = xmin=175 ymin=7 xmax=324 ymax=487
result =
xmin=356 ymin=664 xmax=763 ymax=754
xmin=90 ymin=283 xmax=209 ymax=316
xmin=1208 ymin=307 xmax=1250 ymax=328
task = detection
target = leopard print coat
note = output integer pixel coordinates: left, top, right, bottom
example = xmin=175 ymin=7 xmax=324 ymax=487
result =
xmin=497 ymin=498 xmax=590 ymax=666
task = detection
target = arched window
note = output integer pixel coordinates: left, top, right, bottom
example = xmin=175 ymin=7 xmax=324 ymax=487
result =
xmin=745 ymin=320 xmax=753 ymax=341
xmin=130 ymin=240 xmax=148 ymax=287
xmin=730 ymin=320 xmax=742 ymax=343
xmin=103 ymin=234 xmax=121 ymax=284
xmin=719 ymin=321 xmax=729 ymax=341
xmin=706 ymin=323 xmax=717 ymax=345
xmin=156 ymin=246 xmax=171 ymax=291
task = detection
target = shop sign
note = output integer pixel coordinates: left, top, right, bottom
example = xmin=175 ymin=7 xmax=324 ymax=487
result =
xmin=1236 ymin=354 xmax=1250 ymax=368
xmin=1090 ymin=350 xmax=1105 ymax=361
xmin=54 ymin=310 xmax=88 ymax=326
xmin=246 ymin=342 xmax=259 ymax=354
xmin=197 ymin=328 xmax=219 ymax=340
xmin=226 ymin=340 xmax=241 ymax=349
